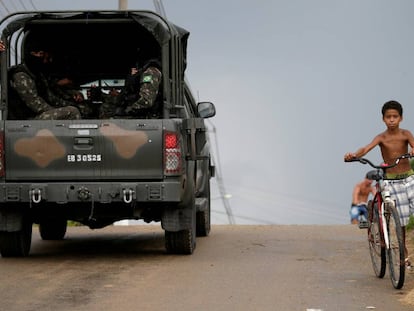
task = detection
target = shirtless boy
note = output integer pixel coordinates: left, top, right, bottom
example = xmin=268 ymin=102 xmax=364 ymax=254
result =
xmin=344 ymin=100 xmax=414 ymax=267
xmin=350 ymin=177 xmax=376 ymax=225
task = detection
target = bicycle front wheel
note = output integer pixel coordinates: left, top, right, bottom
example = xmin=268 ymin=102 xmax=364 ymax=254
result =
xmin=386 ymin=202 xmax=405 ymax=289
xmin=367 ymin=200 xmax=386 ymax=278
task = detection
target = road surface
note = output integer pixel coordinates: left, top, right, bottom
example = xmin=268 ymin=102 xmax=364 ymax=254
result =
xmin=0 ymin=224 xmax=413 ymax=311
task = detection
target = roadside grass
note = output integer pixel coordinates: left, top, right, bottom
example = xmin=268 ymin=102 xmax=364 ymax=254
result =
xmin=408 ymin=215 xmax=414 ymax=231
xmin=408 ymin=216 xmax=414 ymax=247
xmin=68 ymin=221 xmax=83 ymax=226
xmin=408 ymin=217 xmax=414 ymax=259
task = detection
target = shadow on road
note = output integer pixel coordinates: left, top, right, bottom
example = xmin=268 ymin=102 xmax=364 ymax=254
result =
xmin=29 ymin=225 xmax=168 ymax=259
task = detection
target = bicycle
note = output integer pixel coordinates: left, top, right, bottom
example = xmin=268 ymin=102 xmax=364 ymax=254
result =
xmin=345 ymin=153 xmax=412 ymax=289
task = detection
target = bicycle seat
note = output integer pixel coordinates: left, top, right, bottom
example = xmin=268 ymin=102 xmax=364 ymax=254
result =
xmin=366 ymin=169 xmax=383 ymax=181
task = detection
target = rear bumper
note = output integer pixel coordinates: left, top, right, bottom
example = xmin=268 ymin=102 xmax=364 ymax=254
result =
xmin=0 ymin=181 xmax=183 ymax=204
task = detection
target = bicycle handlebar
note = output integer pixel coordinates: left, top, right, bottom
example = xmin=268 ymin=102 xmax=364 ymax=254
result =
xmin=344 ymin=153 xmax=412 ymax=170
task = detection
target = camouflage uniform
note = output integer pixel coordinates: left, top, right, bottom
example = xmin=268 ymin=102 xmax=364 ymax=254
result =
xmin=9 ymin=64 xmax=82 ymax=120
xmin=127 ymin=66 xmax=162 ymax=111
xmin=48 ymin=79 xmax=93 ymax=118
xmin=97 ymin=65 xmax=162 ymax=119
xmin=98 ymin=91 xmax=122 ymax=119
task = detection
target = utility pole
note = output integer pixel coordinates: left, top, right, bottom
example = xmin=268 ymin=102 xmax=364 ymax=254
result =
xmin=119 ymin=0 xmax=128 ymax=10
xmin=207 ymin=120 xmax=235 ymax=225
xmin=153 ymin=0 xmax=167 ymax=17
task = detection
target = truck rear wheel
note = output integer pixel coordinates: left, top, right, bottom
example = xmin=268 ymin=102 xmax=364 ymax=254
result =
xmin=0 ymin=216 xmax=32 ymax=257
xmin=39 ymin=218 xmax=67 ymax=240
xmin=165 ymin=175 xmax=197 ymax=254
xmin=165 ymin=224 xmax=196 ymax=255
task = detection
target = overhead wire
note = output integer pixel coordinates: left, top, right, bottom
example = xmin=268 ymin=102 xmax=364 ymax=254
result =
xmin=18 ymin=0 xmax=28 ymax=11
xmin=0 ymin=0 xmax=36 ymax=18
xmin=0 ymin=0 xmax=11 ymax=15
xmin=153 ymin=0 xmax=234 ymax=225
xmin=29 ymin=0 xmax=36 ymax=10
xmin=153 ymin=0 xmax=167 ymax=18
xmin=5 ymin=0 xmax=18 ymax=12
xmin=212 ymin=209 xmax=274 ymax=225
xmin=207 ymin=120 xmax=235 ymax=224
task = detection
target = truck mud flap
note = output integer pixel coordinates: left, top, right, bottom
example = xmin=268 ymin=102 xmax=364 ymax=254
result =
xmin=182 ymin=118 xmax=208 ymax=161
xmin=0 ymin=210 xmax=24 ymax=232
xmin=161 ymin=207 xmax=193 ymax=232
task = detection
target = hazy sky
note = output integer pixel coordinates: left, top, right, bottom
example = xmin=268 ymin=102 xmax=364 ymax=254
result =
xmin=3 ymin=0 xmax=414 ymax=225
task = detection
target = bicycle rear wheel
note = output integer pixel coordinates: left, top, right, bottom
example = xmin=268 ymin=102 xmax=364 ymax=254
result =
xmin=367 ymin=200 xmax=386 ymax=278
xmin=385 ymin=202 xmax=405 ymax=289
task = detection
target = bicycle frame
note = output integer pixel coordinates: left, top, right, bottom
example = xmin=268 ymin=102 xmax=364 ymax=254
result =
xmin=370 ymin=178 xmax=391 ymax=249
xmin=346 ymin=153 xmax=410 ymax=289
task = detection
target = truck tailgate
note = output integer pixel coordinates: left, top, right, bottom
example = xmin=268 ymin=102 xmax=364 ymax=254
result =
xmin=4 ymin=119 xmax=164 ymax=181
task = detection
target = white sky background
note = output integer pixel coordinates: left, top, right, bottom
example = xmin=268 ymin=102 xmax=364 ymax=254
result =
xmin=4 ymin=0 xmax=414 ymax=224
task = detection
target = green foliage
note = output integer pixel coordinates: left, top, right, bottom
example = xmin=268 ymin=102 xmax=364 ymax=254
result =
xmin=407 ymin=160 xmax=414 ymax=231
xmin=408 ymin=215 xmax=414 ymax=231
xmin=376 ymin=161 xmax=414 ymax=232
xmin=67 ymin=221 xmax=83 ymax=226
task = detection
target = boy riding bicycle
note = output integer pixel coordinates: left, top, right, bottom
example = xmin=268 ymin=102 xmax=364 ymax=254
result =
xmin=344 ymin=100 xmax=414 ymax=268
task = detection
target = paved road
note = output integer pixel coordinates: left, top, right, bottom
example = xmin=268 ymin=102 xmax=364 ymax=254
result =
xmin=0 ymin=225 xmax=413 ymax=311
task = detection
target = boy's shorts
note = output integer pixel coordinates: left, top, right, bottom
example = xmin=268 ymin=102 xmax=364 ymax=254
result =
xmin=350 ymin=204 xmax=368 ymax=223
xmin=386 ymin=174 xmax=414 ymax=226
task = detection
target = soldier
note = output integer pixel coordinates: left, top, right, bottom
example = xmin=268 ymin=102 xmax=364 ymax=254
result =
xmin=124 ymin=59 xmax=162 ymax=113
xmin=96 ymin=58 xmax=162 ymax=119
xmin=9 ymin=47 xmax=84 ymax=120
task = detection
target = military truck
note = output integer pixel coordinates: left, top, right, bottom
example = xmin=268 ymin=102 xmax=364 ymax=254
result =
xmin=0 ymin=10 xmax=216 ymax=256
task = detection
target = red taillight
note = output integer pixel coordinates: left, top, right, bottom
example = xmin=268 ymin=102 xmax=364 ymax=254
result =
xmin=165 ymin=132 xmax=178 ymax=148
xmin=0 ymin=131 xmax=4 ymax=177
xmin=164 ymin=131 xmax=181 ymax=174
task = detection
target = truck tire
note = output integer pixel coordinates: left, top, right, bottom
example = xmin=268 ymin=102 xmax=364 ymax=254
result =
xmin=165 ymin=174 xmax=197 ymax=254
xmin=39 ymin=218 xmax=67 ymax=240
xmin=0 ymin=216 xmax=32 ymax=257
xmin=165 ymin=223 xmax=196 ymax=255
xmin=196 ymin=177 xmax=211 ymax=237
